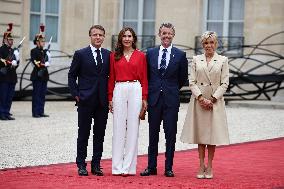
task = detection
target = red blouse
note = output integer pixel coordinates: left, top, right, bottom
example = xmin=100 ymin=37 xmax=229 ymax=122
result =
xmin=108 ymin=49 xmax=148 ymax=101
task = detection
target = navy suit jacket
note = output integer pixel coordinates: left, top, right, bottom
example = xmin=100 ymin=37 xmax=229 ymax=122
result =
xmin=68 ymin=46 xmax=111 ymax=107
xmin=147 ymin=46 xmax=188 ymax=107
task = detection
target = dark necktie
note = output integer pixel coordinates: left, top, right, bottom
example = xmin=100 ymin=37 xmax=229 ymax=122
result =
xmin=159 ymin=48 xmax=167 ymax=75
xmin=95 ymin=49 xmax=102 ymax=71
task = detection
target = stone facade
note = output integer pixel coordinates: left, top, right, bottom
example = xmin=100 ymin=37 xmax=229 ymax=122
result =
xmin=0 ymin=0 xmax=283 ymax=99
xmin=1 ymin=0 xmax=283 ymax=58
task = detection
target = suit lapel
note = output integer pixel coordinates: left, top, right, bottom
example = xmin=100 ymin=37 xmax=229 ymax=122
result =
xmin=207 ymin=52 xmax=218 ymax=72
xmin=200 ymin=54 xmax=211 ymax=82
xmin=152 ymin=47 xmax=159 ymax=71
xmin=87 ymin=46 xmax=96 ymax=64
xmin=86 ymin=46 xmax=101 ymax=76
xmin=101 ymin=48 xmax=107 ymax=73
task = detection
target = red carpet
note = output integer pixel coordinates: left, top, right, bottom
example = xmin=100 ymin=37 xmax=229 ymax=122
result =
xmin=1 ymin=138 xmax=284 ymax=189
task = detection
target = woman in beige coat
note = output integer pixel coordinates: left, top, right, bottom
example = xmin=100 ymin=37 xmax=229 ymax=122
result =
xmin=180 ymin=31 xmax=229 ymax=179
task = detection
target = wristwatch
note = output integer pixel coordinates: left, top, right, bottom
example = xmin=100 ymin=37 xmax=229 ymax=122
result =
xmin=211 ymin=95 xmax=217 ymax=103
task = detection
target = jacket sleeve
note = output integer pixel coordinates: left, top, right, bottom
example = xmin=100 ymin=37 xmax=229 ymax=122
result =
xmin=178 ymin=51 xmax=188 ymax=89
xmin=189 ymin=56 xmax=202 ymax=98
xmin=212 ymin=57 xmax=229 ymax=99
xmin=107 ymin=53 xmax=115 ymax=101
xmin=0 ymin=47 xmax=6 ymax=67
xmin=30 ymin=49 xmax=37 ymax=67
xmin=140 ymin=53 xmax=148 ymax=100
xmin=68 ymin=50 xmax=80 ymax=98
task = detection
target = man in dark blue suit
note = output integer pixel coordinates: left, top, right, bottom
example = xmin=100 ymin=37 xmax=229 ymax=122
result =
xmin=140 ymin=23 xmax=188 ymax=177
xmin=68 ymin=25 xmax=111 ymax=176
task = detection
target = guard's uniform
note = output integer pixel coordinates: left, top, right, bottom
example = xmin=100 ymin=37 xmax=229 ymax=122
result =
xmin=30 ymin=24 xmax=50 ymax=118
xmin=0 ymin=23 xmax=19 ymax=120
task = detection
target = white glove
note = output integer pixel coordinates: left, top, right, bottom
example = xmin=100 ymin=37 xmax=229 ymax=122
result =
xmin=44 ymin=61 xmax=50 ymax=67
xmin=46 ymin=51 xmax=51 ymax=62
xmin=11 ymin=60 xmax=18 ymax=66
xmin=14 ymin=49 xmax=20 ymax=61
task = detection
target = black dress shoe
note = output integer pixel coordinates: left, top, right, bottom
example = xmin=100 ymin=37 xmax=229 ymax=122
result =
xmin=140 ymin=167 xmax=157 ymax=176
xmin=164 ymin=170 xmax=175 ymax=177
xmin=78 ymin=166 xmax=88 ymax=176
xmin=33 ymin=115 xmax=41 ymax=118
xmin=6 ymin=116 xmax=15 ymax=120
xmin=40 ymin=114 xmax=49 ymax=117
xmin=91 ymin=165 xmax=104 ymax=176
xmin=0 ymin=116 xmax=8 ymax=120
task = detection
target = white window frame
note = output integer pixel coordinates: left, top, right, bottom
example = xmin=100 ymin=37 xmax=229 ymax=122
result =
xmin=119 ymin=0 xmax=155 ymax=36
xmin=29 ymin=0 xmax=61 ymax=50
xmin=203 ymin=0 xmax=244 ymax=36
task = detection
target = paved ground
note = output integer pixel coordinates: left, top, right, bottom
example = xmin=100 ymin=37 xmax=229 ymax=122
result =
xmin=1 ymin=101 xmax=284 ymax=169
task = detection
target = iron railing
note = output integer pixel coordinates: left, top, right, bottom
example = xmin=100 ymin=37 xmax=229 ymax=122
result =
xmin=194 ymin=36 xmax=244 ymax=57
xmin=13 ymin=31 xmax=284 ymax=101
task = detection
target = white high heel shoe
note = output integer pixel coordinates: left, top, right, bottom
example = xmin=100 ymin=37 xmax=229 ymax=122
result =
xmin=204 ymin=168 xmax=213 ymax=179
xmin=196 ymin=166 xmax=206 ymax=179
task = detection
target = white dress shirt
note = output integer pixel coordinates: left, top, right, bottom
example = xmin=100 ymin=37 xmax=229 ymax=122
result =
xmin=90 ymin=44 xmax=103 ymax=65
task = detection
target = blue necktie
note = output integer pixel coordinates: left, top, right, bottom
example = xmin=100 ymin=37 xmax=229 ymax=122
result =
xmin=95 ymin=49 xmax=102 ymax=71
xmin=159 ymin=48 xmax=167 ymax=75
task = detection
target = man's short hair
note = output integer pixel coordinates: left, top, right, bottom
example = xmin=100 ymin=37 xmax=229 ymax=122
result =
xmin=159 ymin=22 xmax=175 ymax=35
xmin=89 ymin=25 xmax=105 ymax=36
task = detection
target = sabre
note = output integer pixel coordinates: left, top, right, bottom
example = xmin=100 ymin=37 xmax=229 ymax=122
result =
xmin=16 ymin=36 xmax=26 ymax=49
xmin=47 ymin=36 xmax=52 ymax=50
xmin=44 ymin=36 xmax=53 ymax=63
xmin=10 ymin=36 xmax=25 ymax=64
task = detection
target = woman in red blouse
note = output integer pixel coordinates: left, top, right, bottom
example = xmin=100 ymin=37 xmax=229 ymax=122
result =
xmin=108 ymin=27 xmax=148 ymax=176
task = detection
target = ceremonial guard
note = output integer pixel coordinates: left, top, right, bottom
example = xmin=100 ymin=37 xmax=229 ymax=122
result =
xmin=30 ymin=24 xmax=51 ymax=118
xmin=0 ymin=23 xmax=20 ymax=120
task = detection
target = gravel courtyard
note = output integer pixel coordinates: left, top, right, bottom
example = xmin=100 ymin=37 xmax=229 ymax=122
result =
xmin=0 ymin=101 xmax=284 ymax=169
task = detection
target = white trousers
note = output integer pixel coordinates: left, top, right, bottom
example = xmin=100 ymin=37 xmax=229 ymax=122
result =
xmin=112 ymin=81 xmax=142 ymax=175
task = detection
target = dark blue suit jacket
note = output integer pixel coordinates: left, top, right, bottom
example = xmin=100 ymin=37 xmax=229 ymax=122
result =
xmin=147 ymin=46 xmax=188 ymax=107
xmin=68 ymin=46 xmax=111 ymax=107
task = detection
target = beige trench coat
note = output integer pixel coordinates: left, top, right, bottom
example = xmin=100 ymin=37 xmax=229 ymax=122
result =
xmin=180 ymin=52 xmax=230 ymax=145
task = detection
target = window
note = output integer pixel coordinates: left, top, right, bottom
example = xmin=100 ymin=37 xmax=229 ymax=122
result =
xmin=203 ymin=0 xmax=244 ymax=55
xmin=120 ymin=0 xmax=156 ymax=49
xmin=204 ymin=0 xmax=244 ymax=37
xmin=30 ymin=0 xmax=59 ymax=44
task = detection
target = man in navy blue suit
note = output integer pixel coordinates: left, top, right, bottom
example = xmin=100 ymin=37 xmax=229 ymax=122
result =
xmin=140 ymin=23 xmax=188 ymax=177
xmin=68 ymin=25 xmax=111 ymax=176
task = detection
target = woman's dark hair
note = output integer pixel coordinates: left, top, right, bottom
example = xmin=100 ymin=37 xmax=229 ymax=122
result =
xmin=114 ymin=27 xmax=137 ymax=61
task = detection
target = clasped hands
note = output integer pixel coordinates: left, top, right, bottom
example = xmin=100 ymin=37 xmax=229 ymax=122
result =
xmin=197 ymin=95 xmax=217 ymax=111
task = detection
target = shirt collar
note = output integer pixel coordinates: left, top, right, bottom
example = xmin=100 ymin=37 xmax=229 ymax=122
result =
xmin=159 ymin=44 xmax=172 ymax=53
xmin=90 ymin=44 xmax=101 ymax=52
